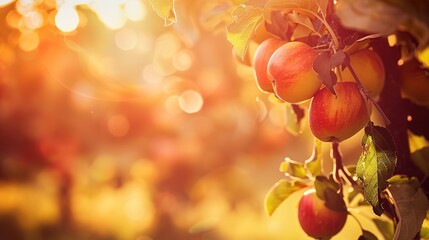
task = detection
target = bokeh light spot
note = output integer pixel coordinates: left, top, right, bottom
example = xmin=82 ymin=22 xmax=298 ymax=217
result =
xmin=115 ymin=28 xmax=138 ymax=51
xmin=179 ymin=90 xmax=203 ymax=114
xmin=90 ymin=1 xmax=126 ymax=30
xmin=0 ymin=0 xmax=14 ymax=7
xmin=197 ymin=69 xmax=223 ymax=95
xmin=24 ymin=10 xmax=45 ymax=30
xmin=18 ymin=31 xmax=39 ymax=52
xmin=123 ymin=197 xmax=145 ymax=221
xmin=107 ymin=115 xmax=130 ymax=138
xmin=6 ymin=10 xmax=22 ymax=29
xmin=91 ymin=155 xmax=116 ymax=182
xmin=165 ymin=95 xmax=181 ymax=115
xmin=137 ymin=33 xmax=154 ymax=52
xmin=155 ymin=32 xmax=181 ymax=59
xmin=142 ymin=64 xmax=163 ymax=84
xmin=124 ymin=0 xmax=146 ymax=21
xmin=55 ymin=4 xmax=79 ymax=33
xmin=173 ymin=49 xmax=193 ymax=71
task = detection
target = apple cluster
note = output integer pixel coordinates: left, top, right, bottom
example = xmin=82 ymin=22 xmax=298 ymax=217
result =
xmin=253 ymin=38 xmax=385 ymax=142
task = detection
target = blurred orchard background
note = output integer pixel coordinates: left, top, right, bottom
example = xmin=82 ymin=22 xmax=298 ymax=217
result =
xmin=0 ymin=0 xmax=369 ymax=239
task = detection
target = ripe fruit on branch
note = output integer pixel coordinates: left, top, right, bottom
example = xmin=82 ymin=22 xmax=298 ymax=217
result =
xmin=399 ymin=58 xmax=429 ymax=107
xmin=309 ymin=82 xmax=371 ymax=142
xmin=253 ymin=38 xmax=286 ymax=92
xmin=298 ymin=188 xmax=348 ymax=239
xmin=267 ymin=41 xmax=321 ymax=103
xmin=341 ymin=49 xmax=385 ymax=98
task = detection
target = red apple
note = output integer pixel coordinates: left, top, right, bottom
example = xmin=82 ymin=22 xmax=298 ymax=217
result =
xmin=341 ymin=49 xmax=385 ymax=98
xmin=309 ymin=82 xmax=371 ymax=142
xmin=298 ymin=188 xmax=348 ymax=239
xmin=252 ymin=38 xmax=286 ymax=92
xmin=267 ymin=41 xmax=321 ymax=103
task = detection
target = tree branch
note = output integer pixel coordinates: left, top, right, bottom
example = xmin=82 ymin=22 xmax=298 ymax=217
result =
xmin=371 ymin=38 xmax=424 ymax=180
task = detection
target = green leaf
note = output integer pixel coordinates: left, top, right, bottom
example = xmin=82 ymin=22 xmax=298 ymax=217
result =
xmin=359 ymin=230 xmax=378 ymax=240
xmin=335 ymin=0 xmax=429 ymax=51
xmin=264 ymin=179 xmax=307 ymax=216
xmin=304 ymin=139 xmax=323 ymax=177
xmin=411 ymin=146 xmax=429 ymax=176
xmin=150 ymin=0 xmax=176 ymax=26
xmin=227 ymin=6 xmax=264 ymax=59
xmin=323 ymin=187 xmax=347 ymax=212
xmin=314 ymin=175 xmax=339 ymax=200
xmin=314 ymin=176 xmax=346 ymax=212
xmin=280 ymin=157 xmax=307 ymax=178
xmin=357 ymin=122 xmax=397 ymax=216
xmin=388 ymin=175 xmax=420 ymax=189
xmin=386 ymin=183 xmax=429 ymax=240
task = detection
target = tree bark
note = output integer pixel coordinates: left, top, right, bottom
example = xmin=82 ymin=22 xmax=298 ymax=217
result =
xmin=372 ymin=38 xmax=425 ymax=180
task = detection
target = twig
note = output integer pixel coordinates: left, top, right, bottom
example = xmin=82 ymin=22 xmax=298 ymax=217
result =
xmin=332 ymin=143 xmax=359 ymax=190
xmin=344 ymin=60 xmax=391 ymax=126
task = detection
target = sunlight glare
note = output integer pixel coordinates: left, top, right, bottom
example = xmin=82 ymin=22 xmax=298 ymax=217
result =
xmin=0 ymin=0 xmax=14 ymax=7
xmin=90 ymin=1 xmax=126 ymax=29
xmin=55 ymin=4 xmax=79 ymax=32
xmin=124 ymin=0 xmax=146 ymax=21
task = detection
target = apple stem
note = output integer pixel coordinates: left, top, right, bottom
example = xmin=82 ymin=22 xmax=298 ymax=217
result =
xmin=332 ymin=143 xmax=359 ymax=190
xmin=344 ymin=61 xmax=392 ymax=126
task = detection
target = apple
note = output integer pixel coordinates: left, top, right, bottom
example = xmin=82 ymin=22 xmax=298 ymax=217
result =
xmin=399 ymin=58 xmax=429 ymax=107
xmin=252 ymin=38 xmax=286 ymax=92
xmin=267 ymin=41 xmax=321 ymax=103
xmin=298 ymin=188 xmax=348 ymax=239
xmin=309 ymin=82 xmax=371 ymax=142
xmin=341 ymin=49 xmax=385 ymax=98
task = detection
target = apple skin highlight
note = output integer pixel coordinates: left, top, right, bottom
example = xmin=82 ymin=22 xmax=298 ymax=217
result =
xmin=253 ymin=38 xmax=286 ymax=93
xmin=298 ymin=189 xmax=348 ymax=239
xmin=267 ymin=42 xmax=321 ymax=103
xmin=341 ymin=49 xmax=385 ymax=98
xmin=309 ymin=82 xmax=371 ymax=142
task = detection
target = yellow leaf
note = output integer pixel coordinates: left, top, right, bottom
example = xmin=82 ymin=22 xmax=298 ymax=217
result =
xmin=150 ymin=0 xmax=176 ymax=26
xmin=227 ymin=7 xmax=264 ymax=60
